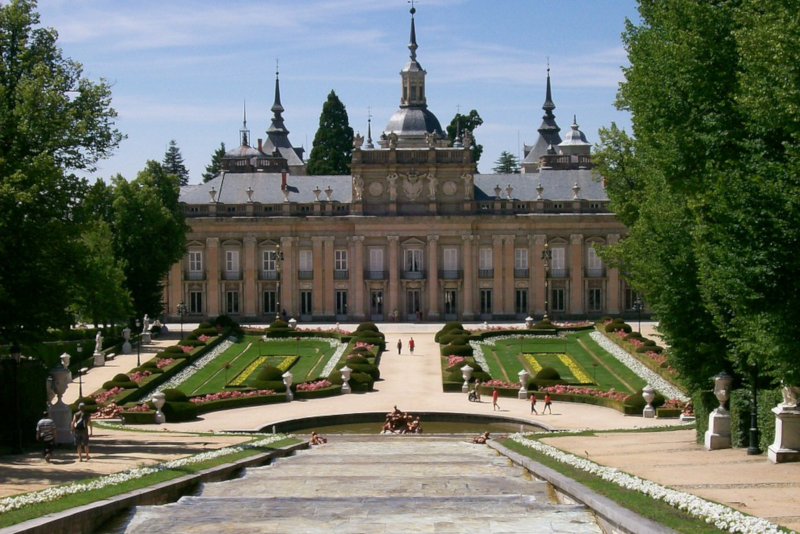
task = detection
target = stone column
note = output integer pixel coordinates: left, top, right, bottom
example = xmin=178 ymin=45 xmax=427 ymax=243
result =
xmin=527 ymin=236 xmax=536 ymax=315
xmin=462 ymin=235 xmax=475 ymax=320
xmin=169 ymin=262 xmax=182 ymax=318
xmin=352 ymin=236 xmax=365 ymax=320
xmin=280 ymin=237 xmax=294 ymax=317
xmin=427 ymin=235 xmax=440 ymax=319
xmin=606 ymin=234 xmax=621 ymax=314
xmin=388 ymin=236 xmax=400 ymax=317
xmin=570 ymin=234 xmax=584 ymax=315
xmin=492 ymin=236 xmax=504 ymax=316
xmin=533 ymin=235 xmax=547 ymax=315
xmin=243 ymin=236 xmax=257 ymax=318
xmin=323 ymin=237 xmax=335 ymax=317
xmin=503 ymin=236 xmax=515 ymax=316
xmin=206 ymin=237 xmax=220 ymax=316
xmin=312 ymin=237 xmax=324 ymax=317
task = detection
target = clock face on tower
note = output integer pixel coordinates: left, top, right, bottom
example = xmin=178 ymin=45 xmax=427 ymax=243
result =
xmin=443 ymin=180 xmax=457 ymax=196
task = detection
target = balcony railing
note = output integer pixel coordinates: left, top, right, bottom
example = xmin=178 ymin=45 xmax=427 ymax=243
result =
xmin=222 ymin=271 xmax=242 ymax=280
xmin=439 ymin=269 xmax=463 ymax=280
xmin=514 ymin=268 xmax=530 ymax=279
xmin=365 ymin=270 xmax=387 ymax=280
xmin=478 ymin=269 xmax=494 ymax=279
xmin=185 ymin=270 xmax=205 ymax=281
xmin=298 ymin=270 xmax=314 ymax=280
xmin=334 ymin=270 xmax=349 ymax=280
xmin=402 ymin=270 xmax=426 ymax=280
xmin=585 ymin=268 xmax=606 ymax=278
xmin=548 ymin=268 xmax=569 ymax=278
xmin=258 ymin=270 xmax=280 ymax=280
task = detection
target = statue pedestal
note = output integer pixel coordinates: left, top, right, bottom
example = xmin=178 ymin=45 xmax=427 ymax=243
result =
xmin=705 ymin=409 xmax=731 ymax=450
xmin=142 ymin=332 xmax=152 ymax=344
xmin=643 ymin=405 xmax=656 ymax=418
xmin=49 ymin=401 xmax=72 ymax=445
xmin=93 ymin=351 xmax=105 ymax=367
xmin=122 ymin=341 xmax=133 ymax=354
xmin=768 ymin=406 xmax=800 ymax=463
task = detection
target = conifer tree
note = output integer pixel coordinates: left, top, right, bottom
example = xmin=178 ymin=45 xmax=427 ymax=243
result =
xmin=306 ymin=91 xmax=353 ymax=175
xmin=162 ymin=139 xmax=190 ymax=186
xmin=492 ymin=151 xmax=520 ymax=174
xmin=202 ymin=142 xmax=226 ymax=182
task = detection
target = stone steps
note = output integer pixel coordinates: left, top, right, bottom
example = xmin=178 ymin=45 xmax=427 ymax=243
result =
xmin=112 ymin=436 xmax=603 ymax=534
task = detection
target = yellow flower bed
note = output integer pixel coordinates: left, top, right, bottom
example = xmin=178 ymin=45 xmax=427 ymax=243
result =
xmin=277 ymin=356 xmax=297 ymax=371
xmin=522 ymin=353 xmax=543 ymax=375
xmin=557 ymin=353 xmax=593 ymax=383
xmin=229 ymin=356 xmax=268 ymax=386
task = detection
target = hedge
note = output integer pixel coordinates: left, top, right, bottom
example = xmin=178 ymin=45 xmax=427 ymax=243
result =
xmin=294 ymin=384 xmax=342 ymax=400
xmin=120 ymin=410 xmax=156 ymax=425
xmin=656 ymin=407 xmax=682 ymax=418
xmin=729 ymin=387 xmax=782 ymax=452
xmin=194 ymin=393 xmax=286 ymax=414
xmin=441 ymin=344 xmax=474 ymax=357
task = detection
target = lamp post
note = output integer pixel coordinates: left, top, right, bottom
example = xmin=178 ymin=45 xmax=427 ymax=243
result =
xmin=177 ymin=301 xmax=188 ymax=338
xmin=78 ymin=367 xmax=89 ymax=398
xmin=76 ymin=342 xmax=83 ymax=364
xmin=747 ymin=367 xmax=761 ymax=455
xmin=632 ymin=296 xmax=644 ymax=333
xmin=135 ymin=319 xmax=141 ymax=367
xmin=541 ymin=242 xmax=552 ymax=320
xmin=10 ymin=343 xmax=23 ymax=454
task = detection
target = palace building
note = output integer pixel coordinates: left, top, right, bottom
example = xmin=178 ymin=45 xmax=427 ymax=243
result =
xmin=165 ymin=8 xmax=631 ymax=323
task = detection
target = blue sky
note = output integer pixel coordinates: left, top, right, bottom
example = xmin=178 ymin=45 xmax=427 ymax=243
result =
xmin=37 ymin=0 xmax=639 ymax=182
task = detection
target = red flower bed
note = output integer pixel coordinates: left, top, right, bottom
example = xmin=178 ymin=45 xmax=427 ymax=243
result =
xmin=539 ymin=385 xmax=629 ymax=402
xmin=481 ymin=379 xmax=521 ymax=389
xmin=190 ymin=389 xmax=277 ymax=404
xmin=296 ymin=379 xmax=333 ymax=391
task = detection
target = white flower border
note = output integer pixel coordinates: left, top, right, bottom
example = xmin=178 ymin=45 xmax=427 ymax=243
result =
xmin=508 ymin=433 xmax=791 ymax=534
xmin=469 ymin=334 xmax=566 ymax=375
xmin=155 ymin=337 xmax=236 ymax=394
xmin=0 ymin=434 xmax=289 ymax=515
xmin=590 ymin=331 xmax=688 ymax=401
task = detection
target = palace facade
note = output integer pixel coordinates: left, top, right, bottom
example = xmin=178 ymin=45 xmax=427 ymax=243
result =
xmin=164 ymin=8 xmax=632 ymax=323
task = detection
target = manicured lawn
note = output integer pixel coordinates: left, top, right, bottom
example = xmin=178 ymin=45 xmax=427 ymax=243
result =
xmin=178 ymin=336 xmax=340 ymax=396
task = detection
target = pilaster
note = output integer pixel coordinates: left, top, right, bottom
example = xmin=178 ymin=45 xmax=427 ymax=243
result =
xmin=462 ymin=235 xmax=474 ymax=320
xmin=388 ymin=236 xmax=400 ymax=318
xmin=323 ymin=237 xmax=335 ymax=317
xmin=570 ymin=234 xmax=584 ymax=315
xmin=206 ymin=237 xmax=220 ymax=317
xmin=280 ymin=237 xmax=295 ymax=317
xmin=427 ymin=235 xmax=440 ymax=319
xmin=533 ymin=235 xmax=547 ymax=316
xmin=243 ymin=236 xmax=257 ymax=318
xmin=503 ymin=236 xmax=515 ymax=315
xmin=311 ymin=237 xmax=324 ymax=316
xmin=607 ymin=234 xmax=621 ymax=314
xmin=492 ymin=236 xmax=504 ymax=315
xmin=352 ymin=236 xmax=365 ymax=320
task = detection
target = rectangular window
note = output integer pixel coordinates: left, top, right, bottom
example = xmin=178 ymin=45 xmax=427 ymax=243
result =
xmin=226 ymin=290 xmax=240 ymax=314
xmin=515 ymin=289 xmax=528 ymax=314
xmin=335 ymin=250 xmax=348 ymax=271
xmin=225 ymin=250 xmax=239 ymax=273
xmin=551 ymin=247 xmax=565 ymax=270
xmin=588 ymin=288 xmax=603 ymax=312
xmin=263 ymin=290 xmax=277 ymax=315
xmin=300 ymin=290 xmax=312 ymax=315
xmin=189 ymin=251 xmax=202 ymax=272
xmin=514 ymin=248 xmax=528 ymax=270
xmin=369 ymin=248 xmax=384 ymax=271
xmin=480 ymin=289 xmax=492 ymax=314
xmin=189 ymin=291 xmax=203 ymax=314
xmin=479 ymin=248 xmax=493 ymax=270
xmin=262 ymin=250 xmax=276 ymax=272
xmin=443 ymin=248 xmax=458 ymax=271
xmin=551 ymin=288 xmax=565 ymax=312
xmin=335 ymin=290 xmax=348 ymax=315
xmin=587 ymin=246 xmax=603 ymax=276
xmin=624 ymin=287 xmax=636 ymax=310
xmin=404 ymin=249 xmax=423 ymax=272
xmin=299 ymin=249 xmax=313 ymax=271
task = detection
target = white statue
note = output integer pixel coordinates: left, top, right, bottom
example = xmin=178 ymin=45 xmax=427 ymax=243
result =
xmin=142 ymin=314 xmax=150 ymax=334
xmin=387 ymin=173 xmax=398 ymax=201
xmin=427 ymin=174 xmax=438 ymax=199
xmin=94 ymin=331 xmax=103 ymax=353
xmin=462 ymin=130 xmax=474 ymax=148
xmin=353 ymin=174 xmax=363 ymax=201
xmin=461 ymin=173 xmax=473 ymax=199
xmin=781 ymin=384 xmax=800 ymax=408
xmin=353 ymin=132 xmax=364 ymax=149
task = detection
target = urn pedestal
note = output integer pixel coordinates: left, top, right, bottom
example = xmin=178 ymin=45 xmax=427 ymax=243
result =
xmin=704 ymin=409 xmax=731 ymax=450
xmin=768 ymin=406 xmax=800 ymax=463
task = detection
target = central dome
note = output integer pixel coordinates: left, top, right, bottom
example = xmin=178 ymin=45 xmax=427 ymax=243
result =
xmin=384 ymin=107 xmax=444 ymax=139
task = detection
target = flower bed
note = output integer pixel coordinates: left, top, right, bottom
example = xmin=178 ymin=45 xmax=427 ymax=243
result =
xmin=296 ymin=379 xmax=332 ymax=391
xmin=190 ymin=389 xmax=277 ymax=404
xmin=508 ymin=433 xmax=786 ymax=534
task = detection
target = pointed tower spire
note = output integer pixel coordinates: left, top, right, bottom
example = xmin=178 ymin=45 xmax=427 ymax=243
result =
xmin=365 ymin=107 xmax=375 ymax=149
xmin=408 ymin=2 xmax=418 ymax=61
xmin=537 ymin=65 xmax=561 ymax=143
xmin=267 ymin=67 xmax=288 ymax=135
xmin=240 ymin=100 xmax=250 ymax=147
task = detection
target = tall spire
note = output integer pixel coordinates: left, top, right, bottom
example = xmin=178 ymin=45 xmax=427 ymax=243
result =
xmin=240 ymin=100 xmax=250 ymax=147
xmin=537 ymin=65 xmax=561 ymax=144
xmin=365 ymin=107 xmax=374 ymax=149
xmin=408 ymin=3 xmax=418 ymax=61
xmin=267 ymin=67 xmax=288 ymax=135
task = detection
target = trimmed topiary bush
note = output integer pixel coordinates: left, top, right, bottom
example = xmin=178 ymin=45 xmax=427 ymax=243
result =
xmin=605 ymin=322 xmax=632 ymax=333
xmin=255 ymin=366 xmax=284 ymax=381
xmin=532 ymin=318 xmax=556 ymax=330
xmin=441 ymin=344 xmax=474 ymax=357
xmin=198 ymin=321 xmax=214 ymax=329
xmin=348 ymin=371 xmax=374 ymax=391
xmin=624 ymin=388 xmax=665 ymax=410
xmin=535 ymin=367 xmax=561 ymax=380
xmin=623 ymin=332 xmax=642 ymax=341
xmin=213 ymin=315 xmax=237 ymax=329
xmin=345 ymin=355 xmax=370 ymax=365
xmin=163 ymin=346 xmax=186 ymax=354
xmin=179 ymin=339 xmax=206 ymax=347
xmin=636 ymin=345 xmax=664 ymax=354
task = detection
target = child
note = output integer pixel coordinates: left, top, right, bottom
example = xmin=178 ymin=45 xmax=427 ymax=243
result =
xmin=530 ymin=393 xmax=538 ymax=415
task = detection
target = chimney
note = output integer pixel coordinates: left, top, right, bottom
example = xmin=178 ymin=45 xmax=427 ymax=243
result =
xmin=281 ymin=170 xmax=287 ymax=191
xmin=258 ymin=138 xmax=263 ymax=152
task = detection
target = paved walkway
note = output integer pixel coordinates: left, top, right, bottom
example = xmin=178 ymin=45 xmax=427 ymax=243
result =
xmin=3 ymin=321 xmax=799 ymax=532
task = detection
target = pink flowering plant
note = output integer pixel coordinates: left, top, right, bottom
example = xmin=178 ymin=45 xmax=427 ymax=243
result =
xmin=179 ymin=345 xmax=194 ymax=353
xmin=128 ymin=370 xmax=153 ymax=383
xmin=156 ymin=358 xmax=175 ymax=369
xmin=123 ymin=403 xmax=152 ymax=412
xmin=539 ymin=385 xmax=629 ymax=402
xmin=354 ymin=342 xmax=375 ymax=350
xmin=628 ymin=338 xmax=645 ymax=348
xmin=296 ymin=379 xmax=333 ymax=391
xmin=190 ymin=389 xmax=276 ymax=404
xmin=662 ymin=398 xmax=686 ymax=410
xmin=481 ymin=379 xmax=521 ymax=389
xmin=447 ymin=355 xmax=466 ymax=368
xmin=197 ymin=334 xmax=211 ymax=342
xmin=92 ymin=387 xmax=124 ymax=404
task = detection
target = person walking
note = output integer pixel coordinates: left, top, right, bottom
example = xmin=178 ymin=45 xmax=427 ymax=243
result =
xmin=530 ymin=393 xmax=538 ymax=415
xmin=409 ymin=337 xmax=415 ymax=354
xmin=36 ymin=411 xmax=57 ymax=463
xmin=492 ymin=387 xmax=500 ymax=411
xmin=543 ymin=392 xmax=552 ymax=414
xmin=397 ymin=339 xmax=402 ymax=355
xmin=71 ymin=402 xmax=93 ymax=461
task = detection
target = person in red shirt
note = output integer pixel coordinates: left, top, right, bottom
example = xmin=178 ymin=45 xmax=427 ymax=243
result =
xmin=408 ymin=337 xmax=415 ymax=354
xmin=492 ymin=387 xmax=500 ymax=411
xmin=530 ymin=393 xmax=538 ymax=415
xmin=544 ymin=392 xmax=552 ymax=414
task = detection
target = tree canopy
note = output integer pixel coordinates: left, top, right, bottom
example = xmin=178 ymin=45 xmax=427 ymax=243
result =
xmin=597 ymin=0 xmax=800 ymax=387
xmin=0 ymin=0 xmax=123 ymax=340
xmin=492 ymin=151 xmax=520 ymax=174
xmin=306 ymin=91 xmax=353 ymax=175
xmin=162 ymin=139 xmax=190 ymax=186
xmin=202 ymin=142 xmax=226 ymax=182
xmin=446 ymin=110 xmax=483 ymax=164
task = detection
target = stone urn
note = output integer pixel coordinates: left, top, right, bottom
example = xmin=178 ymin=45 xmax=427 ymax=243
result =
xmin=460 ymin=364 xmax=474 ymax=393
xmin=152 ymin=391 xmax=166 ymax=424
xmin=642 ymin=385 xmax=656 ymax=418
xmin=49 ymin=354 xmax=72 ymax=444
xmin=525 ymin=316 xmax=534 ymax=328
xmin=122 ymin=326 xmax=133 ymax=354
xmin=518 ymin=369 xmax=529 ymax=399
xmin=283 ymin=371 xmax=294 ymax=402
xmin=288 ymin=318 xmax=297 ymax=330
xmin=340 ymin=366 xmax=353 ymax=394
xmin=705 ymin=371 xmax=733 ymax=450
xmin=713 ymin=371 xmax=733 ymax=413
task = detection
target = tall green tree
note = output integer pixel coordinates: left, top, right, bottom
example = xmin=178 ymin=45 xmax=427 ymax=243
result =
xmin=446 ymin=110 xmax=483 ymax=164
xmin=110 ymin=161 xmax=189 ymax=319
xmin=162 ymin=139 xmax=190 ymax=186
xmin=599 ymin=0 xmax=800 ymax=388
xmin=202 ymin=142 xmax=226 ymax=182
xmin=306 ymin=91 xmax=353 ymax=175
xmin=0 ymin=0 xmax=123 ymax=341
xmin=492 ymin=151 xmax=520 ymax=174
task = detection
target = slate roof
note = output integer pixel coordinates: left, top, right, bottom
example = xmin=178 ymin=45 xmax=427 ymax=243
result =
xmin=474 ymin=169 xmax=606 ymax=201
